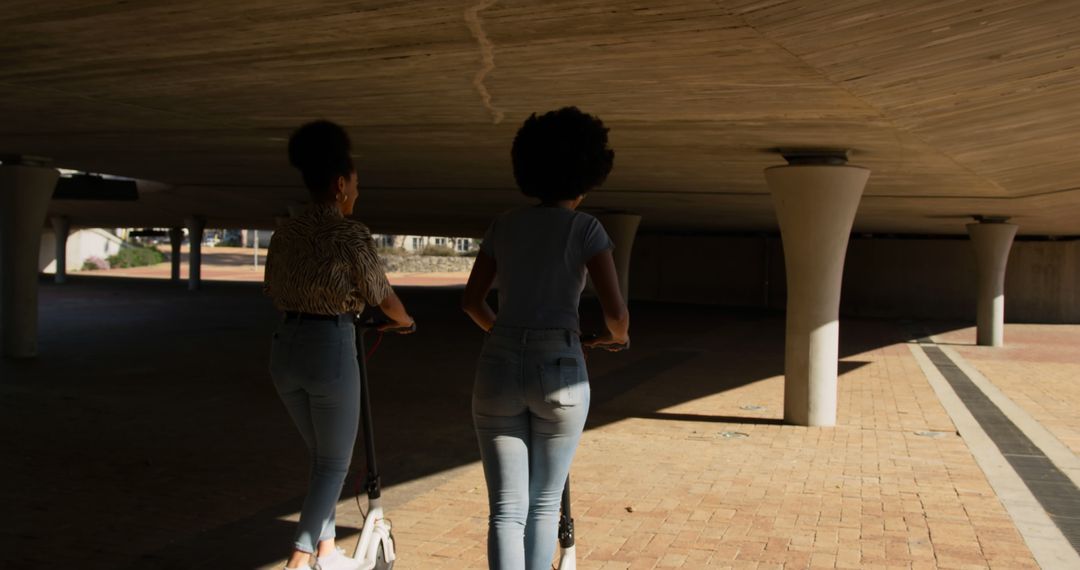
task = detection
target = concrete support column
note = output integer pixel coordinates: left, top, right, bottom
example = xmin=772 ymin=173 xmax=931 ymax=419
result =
xmin=50 ymin=216 xmax=70 ymax=284
xmin=168 ymin=227 xmax=184 ymax=281
xmin=765 ymin=152 xmax=869 ymax=427
xmin=184 ymin=217 xmax=205 ymax=291
xmin=966 ymin=220 xmax=1018 ymax=347
xmin=596 ymin=213 xmax=642 ymax=301
xmin=0 ymin=160 xmax=60 ymax=358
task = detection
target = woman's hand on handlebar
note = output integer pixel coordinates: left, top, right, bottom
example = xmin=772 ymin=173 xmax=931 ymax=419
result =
xmin=379 ymin=316 xmax=416 ymax=334
xmin=583 ymin=332 xmax=630 ymax=352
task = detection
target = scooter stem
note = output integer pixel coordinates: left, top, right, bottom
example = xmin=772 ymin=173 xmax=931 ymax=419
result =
xmin=355 ymin=321 xmax=381 ymax=500
xmin=558 ymin=475 xmax=575 ymax=548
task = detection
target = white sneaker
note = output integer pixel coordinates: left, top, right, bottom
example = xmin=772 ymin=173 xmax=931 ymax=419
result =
xmin=315 ymin=547 xmax=362 ymax=570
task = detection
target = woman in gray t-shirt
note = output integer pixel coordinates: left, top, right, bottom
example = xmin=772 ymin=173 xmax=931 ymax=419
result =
xmin=462 ymin=107 xmax=631 ymax=569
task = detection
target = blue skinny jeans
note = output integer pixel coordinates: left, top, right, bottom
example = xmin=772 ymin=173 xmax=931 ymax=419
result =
xmin=270 ymin=315 xmax=360 ymax=553
xmin=473 ymin=326 xmax=591 ymax=570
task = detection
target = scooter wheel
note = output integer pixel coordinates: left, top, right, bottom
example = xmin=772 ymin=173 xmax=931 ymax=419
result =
xmin=374 ymin=534 xmax=394 ymax=570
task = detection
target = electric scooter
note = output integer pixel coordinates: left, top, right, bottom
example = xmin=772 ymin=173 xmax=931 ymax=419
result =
xmin=555 ymin=475 xmax=577 ymax=570
xmin=350 ymin=317 xmax=414 ymax=570
xmin=555 ymin=334 xmax=629 ymax=570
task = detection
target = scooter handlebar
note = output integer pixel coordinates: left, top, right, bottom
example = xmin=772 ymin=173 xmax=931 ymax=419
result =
xmin=580 ymin=333 xmax=629 ymax=352
xmin=382 ymin=322 xmax=417 ymax=334
xmin=355 ymin=317 xmax=416 ymax=334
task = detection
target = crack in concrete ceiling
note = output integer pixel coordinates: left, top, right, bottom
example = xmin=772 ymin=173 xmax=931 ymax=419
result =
xmin=464 ymin=0 xmax=504 ymax=125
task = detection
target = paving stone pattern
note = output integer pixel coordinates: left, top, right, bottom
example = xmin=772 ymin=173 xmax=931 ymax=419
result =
xmin=2 ymin=278 xmax=1056 ymax=569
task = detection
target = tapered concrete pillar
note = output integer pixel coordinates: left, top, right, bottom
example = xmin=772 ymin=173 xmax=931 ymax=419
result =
xmin=596 ymin=213 xmax=642 ymax=301
xmin=765 ymin=151 xmax=869 ymax=427
xmin=0 ymin=159 xmax=60 ymax=358
xmin=168 ymin=227 xmax=184 ymax=282
xmin=966 ymin=220 xmax=1018 ymax=347
xmin=51 ymin=216 xmax=70 ymax=284
xmin=184 ymin=217 xmax=205 ymax=291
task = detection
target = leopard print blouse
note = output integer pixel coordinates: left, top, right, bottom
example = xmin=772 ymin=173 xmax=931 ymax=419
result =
xmin=263 ymin=202 xmax=391 ymax=315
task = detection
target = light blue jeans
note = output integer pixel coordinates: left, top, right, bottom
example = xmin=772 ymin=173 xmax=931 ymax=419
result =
xmin=269 ymin=315 xmax=360 ymax=553
xmin=473 ymin=326 xmax=591 ymax=570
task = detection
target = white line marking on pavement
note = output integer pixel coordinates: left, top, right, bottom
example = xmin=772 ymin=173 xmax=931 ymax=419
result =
xmin=909 ymin=342 xmax=1080 ymax=570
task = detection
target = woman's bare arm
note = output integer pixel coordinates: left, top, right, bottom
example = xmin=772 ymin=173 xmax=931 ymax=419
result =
xmin=585 ymin=250 xmax=629 ymax=347
xmin=378 ymin=289 xmax=414 ymax=332
xmin=461 ymin=251 xmax=498 ymax=332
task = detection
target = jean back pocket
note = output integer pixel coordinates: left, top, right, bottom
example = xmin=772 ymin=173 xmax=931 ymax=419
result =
xmin=540 ymin=357 xmax=584 ymax=407
xmin=474 ymin=356 xmax=518 ymax=400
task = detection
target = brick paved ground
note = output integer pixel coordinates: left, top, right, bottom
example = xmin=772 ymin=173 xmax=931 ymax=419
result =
xmin=387 ymin=323 xmax=1041 ymax=569
xmin=2 ymin=278 xmax=1059 ymax=569
xmin=936 ymin=325 xmax=1080 ymax=457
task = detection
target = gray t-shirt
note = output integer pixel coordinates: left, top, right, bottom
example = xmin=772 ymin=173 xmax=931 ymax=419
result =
xmin=481 ymin=206 xmax=614 ymax=332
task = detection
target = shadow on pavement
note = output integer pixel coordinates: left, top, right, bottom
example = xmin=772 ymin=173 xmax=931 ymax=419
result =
xmin=1 ymin=276 xmax=968 ymax=569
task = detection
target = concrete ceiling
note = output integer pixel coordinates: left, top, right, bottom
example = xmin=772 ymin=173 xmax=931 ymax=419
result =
xmin=2 ymin=1 xmax=1079 ymax=236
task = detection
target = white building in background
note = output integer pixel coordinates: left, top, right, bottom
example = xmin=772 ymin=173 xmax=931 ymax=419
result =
xmin=373 ymin=234 xmax=479 ymax=254
xmin=38 ymin=228 xmax=126 ymax=272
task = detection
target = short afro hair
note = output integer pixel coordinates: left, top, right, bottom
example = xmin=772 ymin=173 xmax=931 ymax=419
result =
xmin=287 ymin=120 xmax=355 ymax=200
xmin=511 ymin=107 xmax=614 ymax=201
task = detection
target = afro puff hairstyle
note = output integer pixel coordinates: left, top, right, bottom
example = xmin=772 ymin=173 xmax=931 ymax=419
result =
xmin=511 ymin=107 xmax=614 ymax=202
xmin=287 ymin=120 xmax=355 ymax=201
